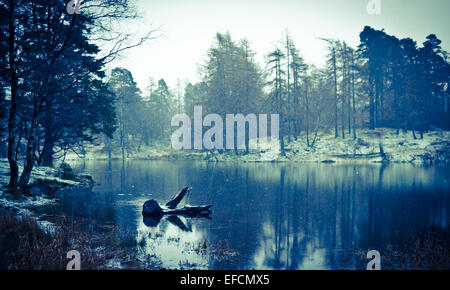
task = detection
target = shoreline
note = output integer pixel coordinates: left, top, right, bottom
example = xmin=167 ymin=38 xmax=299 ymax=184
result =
xmin=64 ymin=128 xmax=450 ymax=165
xmin=0 ymin=159 xmax=94 ymax=230
xmin=0 ymin=160 xmax=127 ymax=269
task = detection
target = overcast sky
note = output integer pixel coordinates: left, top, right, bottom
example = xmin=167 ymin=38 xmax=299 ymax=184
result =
xmin=109 ymin=0 xmax=450 ymax=93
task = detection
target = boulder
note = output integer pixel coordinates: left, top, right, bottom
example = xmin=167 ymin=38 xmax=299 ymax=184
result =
xmin=142 ymin=200 xmax=163 ymax=216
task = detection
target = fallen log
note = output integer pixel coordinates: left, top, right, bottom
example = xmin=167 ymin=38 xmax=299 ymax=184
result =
xmin=142 ymin=187 xmax=212 ymax=218
xmin=165 ymin=187 xmax=191 ymax=209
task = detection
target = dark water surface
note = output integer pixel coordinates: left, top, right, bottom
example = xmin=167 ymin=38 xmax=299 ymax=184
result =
xmin=42 ymin=161 xmax=450 ymax=269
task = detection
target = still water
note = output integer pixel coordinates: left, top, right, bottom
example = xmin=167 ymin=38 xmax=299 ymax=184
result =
xmin=45 ymin=161 xmax=450 ymax=269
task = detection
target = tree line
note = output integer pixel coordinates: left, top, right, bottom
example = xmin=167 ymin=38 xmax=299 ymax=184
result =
xmin=1 ymin=0 xmax=449 ymax=192
xmin=184 ymin=28 xmax=449 ymax=155
xmin=104 ymin=69 xmax=181 ymax=159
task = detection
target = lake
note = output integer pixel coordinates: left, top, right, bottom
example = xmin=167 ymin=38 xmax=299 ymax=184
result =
xmin=37 ymin=160 xmax=450 ymax=270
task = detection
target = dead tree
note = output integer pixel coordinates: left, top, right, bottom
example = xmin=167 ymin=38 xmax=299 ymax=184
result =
xmin=142 ymin=187 xmax=212 ymax=218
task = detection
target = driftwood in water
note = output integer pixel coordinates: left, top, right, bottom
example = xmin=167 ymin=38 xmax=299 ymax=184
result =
xmin=142 ymin=187 xmax=212 ymax=218
xmin=165 ymin=186 xmax=190 ymax=209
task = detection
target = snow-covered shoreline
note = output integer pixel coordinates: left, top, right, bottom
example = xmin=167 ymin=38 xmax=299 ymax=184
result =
xmin=64 ymin=128 xmax=450 ymax=164
xmin=0 ymin=159 xmax=94 ymax=233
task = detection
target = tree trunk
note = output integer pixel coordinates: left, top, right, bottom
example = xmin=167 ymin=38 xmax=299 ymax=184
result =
xmin=333 ymin=47 xmax=338 ymax=138
xmin=166 ymin=187 xmax=191 ymax=209
xmin=351 ymin=52 xmax=357 ymax=140
xmin=343 ymin=44 xmax=351 ymax=137
xmin=41 ymin=95 xmax=55 ymax=167
xmin=342 ymin=64 xmax=346 ymax=140
xmin=379 ymin=83 xmax=384 ymax=124
xmin=310 ymin=114 xmax=321 ymax=148
xmin=105 ymin=136 xmax=112 ymax=160
xmin=119 ymin=98 xmax=125 ymax=160
xmin=278 ymin=60 xmax=285 ymax=157
xmin=18 ymin=120 xmax=38 ymax=188
xmin=286 ymin=35 xmax=291 ymax=139
xmin=447 ymin=80 xmax=450 ymax=128
xmin=342 ymin=95 xmax=346 ymax=139
xmin=7 ymin=95 xmax=19 ymax=188
xmin=347 ymin=68 xmax=351 ymax=136
xmin=394 ymin=78 xmax=400 ymax=135
xmin=369 ymin=76 xmax=375 ymax=130
xmin=305 ymin=78 xmax=310 ymax=147
xmin=245 ymin=125 xmax=249 ymax=154
xmin=41 ymin=134 xmax=54 ymax=167
xmin=7 ymin=0 xmax=19 ymax=188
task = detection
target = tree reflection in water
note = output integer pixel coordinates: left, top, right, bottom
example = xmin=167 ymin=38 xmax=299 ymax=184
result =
xmin=136 ymin=214 xmax=209 ymax=269
xmin=68 ymin=160 xmax=449 ymax=270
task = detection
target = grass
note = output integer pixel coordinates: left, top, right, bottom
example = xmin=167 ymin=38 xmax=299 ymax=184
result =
xmin=0 ymin=211 xmax=137 ymax=270
xmin=358 ymin=227 xmax=450 ymax=270
xmin=383 ymin=227 xmax=450 ymax=270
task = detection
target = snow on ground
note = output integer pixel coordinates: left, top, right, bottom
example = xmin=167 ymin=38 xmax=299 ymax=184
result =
xmin=0 ymin=158 xmax=81 ymax=217
xmin=284 ymin=128 xmax=450 ymax=163
xmin=0 ymin=158 xmax=82 ymax=234
xmin=64 ymin=143 xmax=205 ymax=161
xmin=64 ymin=128 xmax=450 ymax=164
xmin=233 ymin=128 xmax=449 ymax=163
xmin=0 ymin=158 xmax=80 ymax=188
xmin=0 ymin=195 xmax=57 ymax=210
xmin=255 ymin=138 xmax=282 ymax=162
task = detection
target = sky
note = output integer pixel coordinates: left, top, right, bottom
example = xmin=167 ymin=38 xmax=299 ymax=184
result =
xmin=109 ymin=0 xmax=450 ymax=93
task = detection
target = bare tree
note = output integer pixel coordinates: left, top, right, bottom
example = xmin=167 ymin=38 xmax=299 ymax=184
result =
xmin=320 ymin=38 xmax=339 ymax=138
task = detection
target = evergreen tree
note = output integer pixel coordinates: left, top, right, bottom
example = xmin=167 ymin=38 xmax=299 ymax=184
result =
xmin=108 ymin=68 xmax=142 ymax=159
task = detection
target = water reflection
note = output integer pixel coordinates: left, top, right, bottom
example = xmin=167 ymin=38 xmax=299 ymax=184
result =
xmin=65 ymin=160 xmax=449 ymax=270
xmin=143 ymin=213 xmax=210 ymax=230
xmin=136 ymin=215 xmax=208 ymax=269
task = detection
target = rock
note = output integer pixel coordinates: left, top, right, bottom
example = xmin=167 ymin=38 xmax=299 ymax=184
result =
xmin=142 ymin=200 xmax=163 ymax=216
xmin=77 ymin=174 xmax=95 ymax=189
